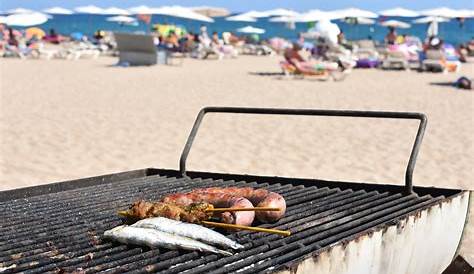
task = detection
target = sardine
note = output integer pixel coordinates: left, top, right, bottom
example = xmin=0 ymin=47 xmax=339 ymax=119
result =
xmin=132 ymin=217 xmax=244 ymax=250
xmin=104 ymin=225 xmax=233 ymax=256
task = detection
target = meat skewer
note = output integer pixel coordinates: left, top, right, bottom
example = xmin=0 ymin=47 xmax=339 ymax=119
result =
xmin=118 ymin=200 xmax=214 ymax=223
xmin=119 ymin=201 xmax=291 ymax=236
xmin=169 ymin=187 xmax=287 ymax=223
xmin=162 ymin=193 xmax=256 ymax=226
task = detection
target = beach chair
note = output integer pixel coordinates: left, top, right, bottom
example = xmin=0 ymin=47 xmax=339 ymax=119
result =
xmin=422 ymin=50 xmax=461 ymax=73
xmin=382 ymin=50 xmax=409 ymax=70
xmin=279 ymin=60 xmax=347 ymax=81
xmin=354 ymin=40 xmax=380 ymax=68
xmin=114 ymin=33 xmax=157 ymax=66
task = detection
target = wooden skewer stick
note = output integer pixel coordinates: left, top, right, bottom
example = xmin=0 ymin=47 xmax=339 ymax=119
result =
xmin=202 ymin=221 xmax=291 ymax=236
xmin=206 ymin=207 xmax=280 ymax=213
xmin=117 ymin=210 xmax=131 ymax=217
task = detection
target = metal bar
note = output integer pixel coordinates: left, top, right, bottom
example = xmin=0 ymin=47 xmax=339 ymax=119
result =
xmin=179 ymin=107 xmax=428 ymax=194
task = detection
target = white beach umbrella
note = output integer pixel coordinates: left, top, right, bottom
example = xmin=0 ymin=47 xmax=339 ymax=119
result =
xmin=4 ymin=12 xmax=49 ymax=26
xmin=74 ymin=5 xmax=104 ymax=14
xmin=452 ymin=9 xmax=474 ymax=18
xmin=102 ymin=7 xmax=131 ymax=15
xmin=128 ymin=5 xmax=157 ymax=15
xmin=269 ymin=16 xmax=298 ymax=23
xmin=152 ymin=6 xmax=214 ymax=22
xmin=261 ymin=8 xmax=299 ymax=17
xmin=304 ymin=19 xmax=341 ymax=44
xmin=0 ymin=16 xmax=7 ymax=23
xmin=43 ymin=7 xmax=74 ymax=15
xmin=331 ymin=8 xmax=378 ymax=19
xmin=413 ymin=16 xmax=449 ymax=37
xmin=226 ymin=14 xmax=257 ymax=22
xmin=420 ymin=7 xmax=461 ymax=18
xmin=106 ymin=15 xmax=136 ymax=23
xmin=6 ymin=8 xmax=34 ymax=14
xmin=238 ymin=10 xmax=268 ymax=18
xmin=343 ymin=17 xmax=375 ymax=25
xmin=237 ymin=25 xmax=265 ymax=34
xmin=412 ymin=16 xmax=450 ymax=24
xmin=295 ymin=9 xmax=336 ymax=22
xmin=380 ymin=20 xmax=411 ymax=28
xmin=378 ymin=7 xmax=419 ymax=17
xmin=191 ymin=6 xmax=230 ymax=17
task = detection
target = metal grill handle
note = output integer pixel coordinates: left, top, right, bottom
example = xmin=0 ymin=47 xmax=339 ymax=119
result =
xmin=179 ymin=107 xmax=427 ymax=194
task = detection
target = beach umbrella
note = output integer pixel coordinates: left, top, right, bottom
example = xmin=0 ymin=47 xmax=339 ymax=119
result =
xmin=412 ymin=16 xmax=450 ymax=24
xmin=152 ymin=6 xmax=214 ymax=22
xmin=295 ymin=9 xmax=335 ymax=22
xmin=128 ymin=5 xmax=156 ymax=15
xmin=6 ymin=8 xmax=34 ymax=14
xmin=43 ymin=7 xmax=74 ymax=15
xmin=413 ymin=17 xmax=449 ymax=37
xmin=191 ymin=6 xmax=230 ymax=17
xmin=237 ymin=25 xmax=265 ymax=34
xmin=380 ymin=20 xmax=411 ymax=29
xmin=226 ymin=14 xmax=257 ymax=22
xmin=342 ymin=17 xmax=375 ymax=25
xmin=102 ymin=7 xmax=131 ymax=15
xmin=74 ymin=5 xmax=104 ymax=14
xmin=106 ymin=15 xmax=137 ymax=23
xmin=378 ymin=7 xmax=419 ymax=17
xmin=237 ymin=10 xmax=268 ymax=18
xmin=420 ymin=7 xmax=461 ymax=18
xmin=25 ymin=27 xmax=46 ymax=39
xmin=4 ymin=12 xmax=49 ymax=26
xmin=454 ymin=9 xmax=474 ymax=18
xmin=331 ymin=8 xmax=378 ymax=19
xmin=0 ymin=16 xmax=7 ymax=23
xmin=261 ymin=8 xmax=299 ymax=17
xmin=313 ymin=19 xmax=341 ymax=44
xmin=269 ymin=16 xmax=298 ymax=23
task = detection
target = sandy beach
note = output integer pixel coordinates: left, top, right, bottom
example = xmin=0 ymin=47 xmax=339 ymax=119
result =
xmin=0 ymin=56 xmax=473 ymax=262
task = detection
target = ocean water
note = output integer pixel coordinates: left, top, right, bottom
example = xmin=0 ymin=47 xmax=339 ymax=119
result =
xmin=27 ymin=14 xmax=474 ymax=45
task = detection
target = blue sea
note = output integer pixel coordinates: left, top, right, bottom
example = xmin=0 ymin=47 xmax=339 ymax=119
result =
xmin=30 ymin=14 xmax=474 ymax=45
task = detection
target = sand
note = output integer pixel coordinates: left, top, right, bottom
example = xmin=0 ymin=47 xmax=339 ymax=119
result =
xmin=0 ymin=55 xmax=473 ymax=263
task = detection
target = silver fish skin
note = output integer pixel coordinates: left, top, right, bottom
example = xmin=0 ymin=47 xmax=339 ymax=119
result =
xmin=132 ymin=217 xmax=244 ymax=250
xmin=104 ymin=225 xmax=233 ymax=256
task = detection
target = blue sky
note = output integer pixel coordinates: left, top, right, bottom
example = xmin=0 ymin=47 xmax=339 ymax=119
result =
xmin=0 ymin=0 xmax=472 ymax=12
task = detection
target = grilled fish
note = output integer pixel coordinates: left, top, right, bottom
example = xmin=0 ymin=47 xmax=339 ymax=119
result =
xmin=132 ymin=217 xmax=244 ymax=250
xmin=104 ymin=225 xmax=233 ymax=256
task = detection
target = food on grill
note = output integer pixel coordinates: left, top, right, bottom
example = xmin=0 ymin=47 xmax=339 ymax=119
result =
xmin=120 ymin=200 xmax=213 ymax=223
xmin=132 ymin=217 xmax=245 ymax=250
xmin=162 ymin=193 xmax=255 ymax=226
xmin=104 ymin=225 xmax=233 ymax=256
xmin=166 ymin=187 xmax=287 ymax=223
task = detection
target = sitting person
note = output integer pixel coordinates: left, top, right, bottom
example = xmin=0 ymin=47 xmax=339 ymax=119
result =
xmin=284 ymin=43 xmax=338 ymax=74
xmin=385 ymin=27 xmax=397 ymax=45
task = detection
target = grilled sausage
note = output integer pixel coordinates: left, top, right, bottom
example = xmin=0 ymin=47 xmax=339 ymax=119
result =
xmin=191 ymin=187 xmax=286 ymax=223
xmin=162 ymin=192 xmax=255 ymax=226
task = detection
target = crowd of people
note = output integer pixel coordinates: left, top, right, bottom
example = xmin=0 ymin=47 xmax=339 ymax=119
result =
xmin=1 ymin=22 xmax=473 ymax=88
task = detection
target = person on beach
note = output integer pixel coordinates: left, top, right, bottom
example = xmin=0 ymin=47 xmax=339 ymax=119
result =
xmin=385 ymin=27 xmax=397 ymax=45
xmin=284 ymin=43 xmax=338 ymax=74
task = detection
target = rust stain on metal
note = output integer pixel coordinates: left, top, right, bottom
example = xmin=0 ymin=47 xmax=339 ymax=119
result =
xmin=274 ymin=191 xmax=469 ymax=274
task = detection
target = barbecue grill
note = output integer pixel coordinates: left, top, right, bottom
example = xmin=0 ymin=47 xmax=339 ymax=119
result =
xmin=0 ymin=107 xmax=470 ymax=274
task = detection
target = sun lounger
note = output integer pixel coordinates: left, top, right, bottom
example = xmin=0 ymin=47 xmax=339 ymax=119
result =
xmin=114 ymin=33 xmax=157 ymax=66
xmin=382 ymin=50 xmax=409 ymax=70
xmin=422 ymin=50 xmax=461 ymax=73
xmin=279 ymin=60 xmax=347 ymax=81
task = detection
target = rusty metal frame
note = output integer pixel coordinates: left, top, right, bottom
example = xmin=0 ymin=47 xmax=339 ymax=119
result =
xmin=179 ymin=107 xmax=428 ymax=194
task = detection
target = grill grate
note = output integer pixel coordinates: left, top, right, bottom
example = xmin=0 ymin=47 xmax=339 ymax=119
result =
xmin=0 ymin=173 xmax=446 ymax=274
